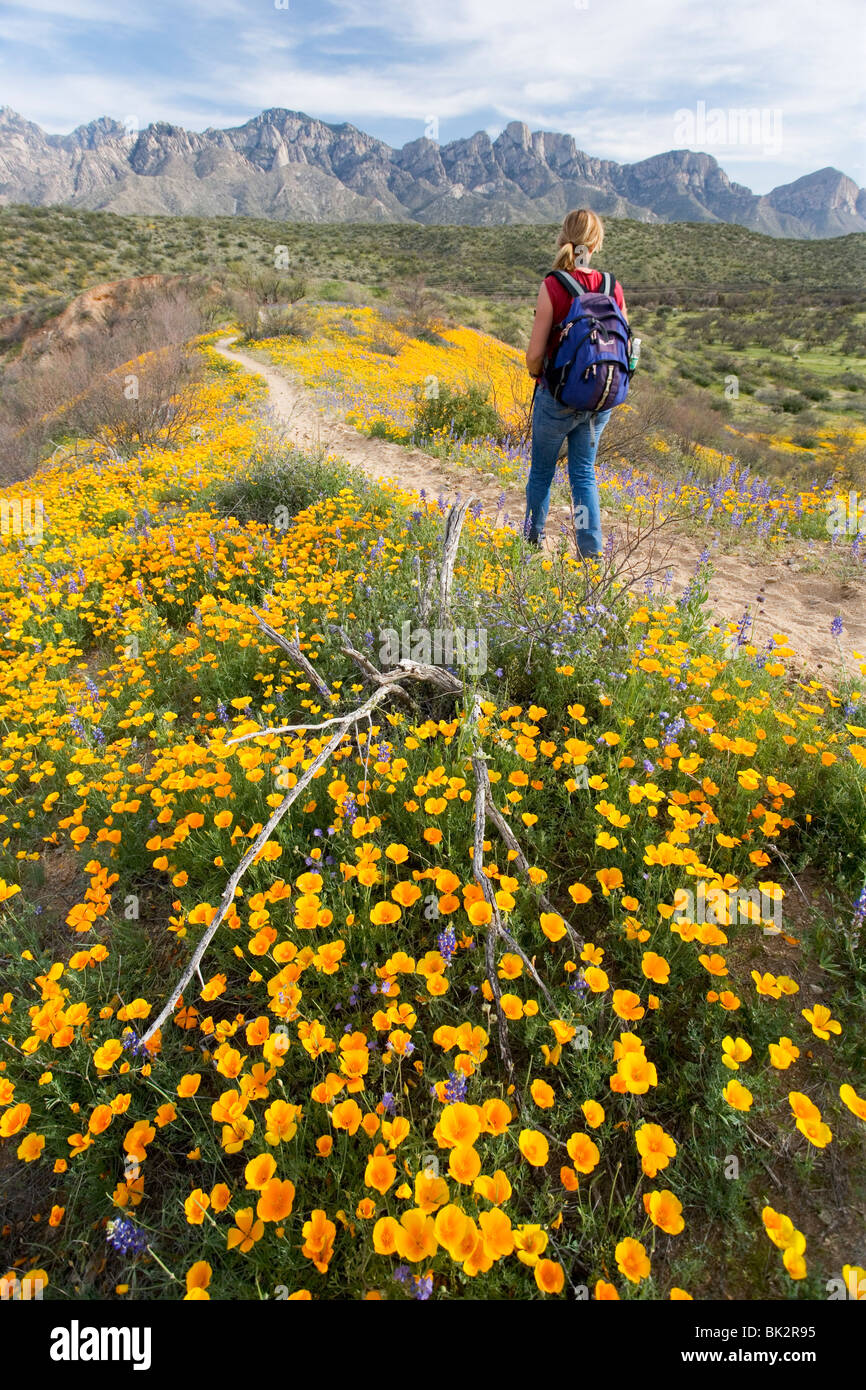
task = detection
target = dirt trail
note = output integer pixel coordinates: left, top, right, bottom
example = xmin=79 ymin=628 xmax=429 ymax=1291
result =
xmin=215 ymin=337 xmax=864 ymax=677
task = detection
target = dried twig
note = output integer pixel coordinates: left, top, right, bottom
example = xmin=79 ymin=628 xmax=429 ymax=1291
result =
xmin=467 ymin=696 xmax=586 ymax=1069
xmin=225 ymin=656 xmax=462 ymax=749
xmin=141 ymin=683 xmax=396 ymax=1046
xmin=482 ymin=788 xmax=584 ymax=955
xmin=251 ymin=609 xmax=332 ymax=701
xmin=415 ymin=553 xmax=437 ymax=627
xmin=145 ymin=639 xmax=466 ymax=1044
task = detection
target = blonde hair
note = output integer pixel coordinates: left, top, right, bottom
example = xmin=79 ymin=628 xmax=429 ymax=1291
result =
xmin=552 ymin=209 xmax=605 ymax=272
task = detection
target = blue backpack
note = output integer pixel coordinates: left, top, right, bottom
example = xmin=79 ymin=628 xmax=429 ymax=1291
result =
xmin=544 ymin=269 xmax=633 ymax=413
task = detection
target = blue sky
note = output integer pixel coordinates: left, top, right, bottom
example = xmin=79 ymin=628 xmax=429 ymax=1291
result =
xmin=1 ymin=0 xmax=864 ymax=193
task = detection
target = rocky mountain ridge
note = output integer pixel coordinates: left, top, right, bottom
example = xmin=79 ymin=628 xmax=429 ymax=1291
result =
xmin=2 ymin=106 xmax=864 ymax=238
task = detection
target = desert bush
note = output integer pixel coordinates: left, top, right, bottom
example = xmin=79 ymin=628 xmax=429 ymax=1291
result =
xmin=488 ymin=306 xmax=532 ymax=349
xmin=224 ymin=262 xmax=307 ymax=307
xmin=0 ymin=296 xmax=69 ymax=352
xmin=369 ymin=336 xmax=401 ymax=356
xmin=754 ymin=386 xmax=784 ymax=407
xmin=0 ymin=283 xmax=206 ymax=479
xmin=224 ymin=286 xmax=261 ymax=341
xmin=52 ymin=285 xmax=204 ymax=457
xmin=200 ymin=439 xmax=361 ymax=526
xmin=624 ymin=380 xmax=730 ymax=466
xmin=61 ymin=342 xmax=205 ymax=458
xmin=391 ymin=274 xmax=445 ymax=341
xmin=594 ymin=378 xmax=679 ymax=471
xmin=221 ymin=265 xmax=309 ymax=342
xmin=314 ymin=278 xmax=366 ymax=304
xmin=241 ymin=304 xmax=314 ymax=343
xmin=0 ymin=415 xmax=49 ymax=485
xmin=367 ymin=418 xmax=406 ymax=441
xmin=843 ymin=448 xmax=866 ymax=489
xmin=413 ymin=380 xmax=504 ymax=442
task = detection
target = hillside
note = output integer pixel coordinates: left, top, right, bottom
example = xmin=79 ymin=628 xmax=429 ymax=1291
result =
xmin=3 ymin=205 xmax=866 ymax=316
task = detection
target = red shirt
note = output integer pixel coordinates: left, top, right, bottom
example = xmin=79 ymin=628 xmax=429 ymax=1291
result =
xmin=544 ymin=269 xmax=627 ymax=360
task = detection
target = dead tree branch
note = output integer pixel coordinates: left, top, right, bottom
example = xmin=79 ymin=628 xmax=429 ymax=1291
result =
xmin=330 ymin=624 xmax=413 ymax=706
xmin=481 ymin=784 xmax=584 ymax=956
xmin=439 ymin=496 xmax=476 ymax=627
xmin=467 ymin=696 xmax=587 ymax=1071
xmin=252 ymin=609 xmax=332 ymax=701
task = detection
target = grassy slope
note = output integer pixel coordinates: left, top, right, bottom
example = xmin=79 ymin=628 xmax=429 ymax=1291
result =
xmin=2 ymin=207 xmax=866 ymax=311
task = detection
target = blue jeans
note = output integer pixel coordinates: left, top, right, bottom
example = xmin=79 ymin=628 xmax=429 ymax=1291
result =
xmin=525 ymin=384 xmax=612 ymax=555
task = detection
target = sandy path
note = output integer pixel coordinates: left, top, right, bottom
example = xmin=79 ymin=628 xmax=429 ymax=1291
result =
xmin=215 ymin=337 xmax=864 ymax=678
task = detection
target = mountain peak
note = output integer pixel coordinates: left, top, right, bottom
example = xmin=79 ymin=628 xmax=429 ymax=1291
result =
xmin=52 ymin=116 xmax=128 ymax=150
xmin=0 ymin=106 xmax=38 ymax=130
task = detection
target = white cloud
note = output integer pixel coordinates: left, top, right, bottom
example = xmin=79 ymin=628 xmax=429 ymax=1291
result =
xmin=307 ymin=0 xmax=865 ymax=175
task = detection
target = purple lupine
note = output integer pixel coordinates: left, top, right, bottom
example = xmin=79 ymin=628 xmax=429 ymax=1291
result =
xmin=437 ymin=927 xmax=457 ymax=964
xmin=570 ymin=968 xmax=589 ymax=999
xmin=106 ymin=1218 xmax=149 ymax=1256
xmin=444 ymin=1072 xmax=467 ymax=1104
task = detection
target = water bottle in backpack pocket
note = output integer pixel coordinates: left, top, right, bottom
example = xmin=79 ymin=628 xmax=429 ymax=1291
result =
xmin=544 ymin=269 xmax=635 ymax=413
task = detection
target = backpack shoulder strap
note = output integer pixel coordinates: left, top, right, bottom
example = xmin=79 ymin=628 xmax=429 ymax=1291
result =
xmin=549 ymin=269 xmax=584 ymax=299
xmin=553 ymin=267 xmax=618 ymax=299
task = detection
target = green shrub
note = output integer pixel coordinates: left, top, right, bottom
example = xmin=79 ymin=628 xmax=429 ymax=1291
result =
xmin=200 ymin=441 xmax=365 ymax=527
xmin=780 ymin=393 xmax=809 ymax=414
xmin=367 ymin=418 xmax=406 ymax=442
xmin=316 ymin=279 xmax=354 ymax=302
xmin=413 ymin=381 xmax=504 ymax=442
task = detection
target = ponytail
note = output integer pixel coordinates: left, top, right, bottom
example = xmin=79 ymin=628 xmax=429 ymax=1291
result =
xmin=553 ymin=210 xmax=604 ymax=271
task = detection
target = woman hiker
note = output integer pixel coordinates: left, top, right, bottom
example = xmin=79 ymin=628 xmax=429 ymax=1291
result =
xmin=524 ymin=209 xmax=629 ymax=555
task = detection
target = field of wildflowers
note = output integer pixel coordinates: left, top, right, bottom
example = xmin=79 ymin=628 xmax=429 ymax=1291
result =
xmin=251 ymin=306 xmax=864 ymax=561
xmin=1 ymin=337 xmax=865 ymax=1306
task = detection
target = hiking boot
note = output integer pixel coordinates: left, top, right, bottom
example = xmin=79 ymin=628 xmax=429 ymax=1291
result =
xmin=524 ymin=528 xmax=545 ymax=549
